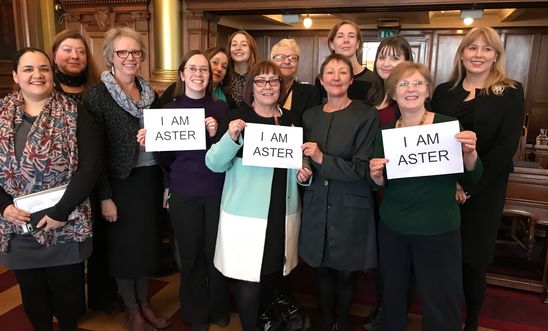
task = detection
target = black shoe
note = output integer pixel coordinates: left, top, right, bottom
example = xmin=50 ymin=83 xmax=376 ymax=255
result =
xmin=463 ymin=321 xmax=478 ymax=331
xmin=192 ymin=323 xmax=209 ymax=331
xmin=213 ymin=316 xmax=229 ymax=327
xmin=362 ymin=306 xmax=382 ymax=331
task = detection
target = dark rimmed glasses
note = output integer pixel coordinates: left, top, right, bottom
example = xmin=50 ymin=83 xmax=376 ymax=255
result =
xmin=253 ymin=78 xmax=282 ymax=87
xmin=114 ymin=50 xmax=144 ymax=59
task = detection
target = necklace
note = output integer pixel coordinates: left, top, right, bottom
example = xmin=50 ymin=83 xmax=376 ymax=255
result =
xmin=396 ymin=110 xmax=428 ymax=128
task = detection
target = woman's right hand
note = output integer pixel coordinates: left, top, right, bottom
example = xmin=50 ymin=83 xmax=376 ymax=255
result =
xmin=455 ymin=182 xmax=468 ymax=204
xmin=101 ymin=199 xmax=118 ymax=222
xmin=2 ymin=204 xmax=30 ymax=225
xmin=228 ymin=119 xmax=246 ymax=142
xmin=136 ymin=128 xmax=147 ymax=147
xmin=369 ymin=158 xmax=389 ymax=186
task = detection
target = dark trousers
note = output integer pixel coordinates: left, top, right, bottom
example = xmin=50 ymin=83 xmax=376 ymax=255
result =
xmin=462 ymin=263 xmax=487 ymax=326
xmin=169 ymin=192 xmax=229 ymax=324
xmin=379 ymin=223 xmax=462 ymax=331
xmin=234 ymin=274 xmax=276 ymax=331
xmin=14 ymin=262 xmax=85 ymax=331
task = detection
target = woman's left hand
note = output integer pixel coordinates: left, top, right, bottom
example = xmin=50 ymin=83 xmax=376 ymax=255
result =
xmin=205 ymin=116 xmax=218 ymax=137
xmin=302 ymin=142 xmax=324 ymax=164
xmin=136 ymin=128 xmax=147 ymax=146
xmin=456 ymin=130 xmax=477 ymax=154
xmin=297 ymin=167 xmax=313 ymax=183
xmin=36 ymin=215 xmax=65 ymax=232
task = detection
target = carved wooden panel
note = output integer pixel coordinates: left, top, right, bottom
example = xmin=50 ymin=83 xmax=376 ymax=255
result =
xmin=527 ymin=34 xmax=548 ymax=143
xmin=59 ymin=0 xmax=152 ymax=79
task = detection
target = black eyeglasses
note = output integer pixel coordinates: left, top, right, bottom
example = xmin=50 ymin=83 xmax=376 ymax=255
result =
xmin=114 ymin=50 xmax=144 ymax=59
xmin=253 ymin=78 xmax=281 ymax=87
xmin=272 ymin=54 xmax=299 ymax=62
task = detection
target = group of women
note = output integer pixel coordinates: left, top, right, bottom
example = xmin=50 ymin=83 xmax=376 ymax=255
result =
xmin=0 ymin=18 xmax=523 ymax=331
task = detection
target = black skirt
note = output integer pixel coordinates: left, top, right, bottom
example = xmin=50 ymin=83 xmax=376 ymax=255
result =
xmin=106 ymin=165 xmax=164 ymax=278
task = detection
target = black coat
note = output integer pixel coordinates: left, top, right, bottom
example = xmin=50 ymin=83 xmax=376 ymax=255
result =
xmin=299 ymin=101 xmax=378 ymax=271
xmin=431 ymin=81 xmax=524 ymax=264
xmin=286 ymin=81 xmax=321 ymax=126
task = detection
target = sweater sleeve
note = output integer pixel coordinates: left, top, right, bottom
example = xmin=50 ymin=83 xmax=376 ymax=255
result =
xmin=205 ymin=131 xmax=242 ymax=173
xmin=83 ymin=86 xmax=113 ymax=200
xmin=48 ymin=109 xmax=103 ymax=221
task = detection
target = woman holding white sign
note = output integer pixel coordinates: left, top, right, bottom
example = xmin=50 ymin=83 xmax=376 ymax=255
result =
xmin=146 ymin=50 xmax=230 ymax=331
xmin=300 ymin=53 xmax=378 ymax=331
xmin=431 ymin=27 xmax=524 ymax=331
xmin=206 ymin=60 xmax=311 ymax=331
xmin=83 ymin=27 xmax=169 ymax=330
xmin=369 ymin=61 xmax=482 ymax=331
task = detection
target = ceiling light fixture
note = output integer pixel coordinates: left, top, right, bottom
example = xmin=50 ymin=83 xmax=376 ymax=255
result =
xmin=303 ymin=14 xmax=312 ymax=29
xmin=460 ymin=9 xmax=483 ymax=26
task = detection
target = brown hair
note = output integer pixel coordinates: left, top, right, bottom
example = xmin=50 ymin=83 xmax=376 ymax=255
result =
xmin=204 ymin=46 xmax=230 ymax=87
xmin=327 ymin=20 xmax=363 ymax=56
xmin=319 ymin=53 xmax=354 ymax=78
xmin=385 ymin=61 xmax=433 ymax=100
xmin=368 ymin=35 xmax=414 ymax=106
xmin=242 ymin=61 xmax=285 ymax=108
xmin=174 ymin=49 xmax=213 ymax=98
xmin=51 ymin=29 xmax=99 ymax=87
xmin=448 ymin=27 xmax=516 ymax=94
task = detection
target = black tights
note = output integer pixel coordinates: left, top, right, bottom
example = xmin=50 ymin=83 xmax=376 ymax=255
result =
xmin=14 ymin=263 xmax=85 ymax=331
xmin=317 ymin=267 xmax=356 ymax=331
xmin=462 ymin=263 xmax=487 ymax=326
xmin=235 ymin=274 xmax=276 ymax=331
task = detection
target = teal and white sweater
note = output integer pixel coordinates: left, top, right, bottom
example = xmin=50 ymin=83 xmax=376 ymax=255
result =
xmin=206 ymin=131 xmax=301 ymax=282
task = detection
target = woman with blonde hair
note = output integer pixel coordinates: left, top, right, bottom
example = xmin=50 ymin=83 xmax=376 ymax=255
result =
xmin=431 ymin=27 xmax=524 ymax=331
xmin=84 ymin=27 xmax=169 ymax=331
xmin=271 ymin=38 xmax=321 ymax=124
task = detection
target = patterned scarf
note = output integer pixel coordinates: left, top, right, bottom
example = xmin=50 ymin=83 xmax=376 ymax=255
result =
xmin=100 ymin=71 xmax=155 ymax=118
xmin=0 ymin=90 xmax=91 ymax=253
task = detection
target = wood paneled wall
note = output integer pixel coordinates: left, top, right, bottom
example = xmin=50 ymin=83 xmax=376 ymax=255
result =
xmin=247 ymin=28 xmax=548 ymax=143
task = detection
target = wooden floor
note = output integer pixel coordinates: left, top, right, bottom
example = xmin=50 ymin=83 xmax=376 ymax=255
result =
xmin=0 ymin=266 xmax=500 ymax=331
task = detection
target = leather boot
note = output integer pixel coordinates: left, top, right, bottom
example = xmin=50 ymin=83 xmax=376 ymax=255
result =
xmin=140 ymin=300 xmax=171 ymax=329
xmin=127 ymin=304 xmax=153 ymax=331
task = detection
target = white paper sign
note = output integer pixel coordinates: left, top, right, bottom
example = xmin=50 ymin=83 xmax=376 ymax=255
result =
xmin=143 ymin=108 xmax=206 ymax=152
xmin=382 ymin=120 xmax=463 ymax=179
xmin=242 ymin=123 xmax=303 ymax=169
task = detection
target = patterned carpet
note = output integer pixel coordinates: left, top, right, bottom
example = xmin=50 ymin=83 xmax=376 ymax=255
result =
xmin=1 ymin=264 xmax=548 ymax=330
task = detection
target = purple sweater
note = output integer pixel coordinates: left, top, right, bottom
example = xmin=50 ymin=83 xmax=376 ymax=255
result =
xmin=156 ymin=94 xmax=228 ymax=196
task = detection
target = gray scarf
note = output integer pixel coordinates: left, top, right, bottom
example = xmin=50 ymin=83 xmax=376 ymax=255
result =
xmin=100 ymin=71 xmax=155 ymax=118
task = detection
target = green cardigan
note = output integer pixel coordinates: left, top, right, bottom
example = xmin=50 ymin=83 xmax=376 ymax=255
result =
xmin=374 ymin=113 xmax=483 ymax=235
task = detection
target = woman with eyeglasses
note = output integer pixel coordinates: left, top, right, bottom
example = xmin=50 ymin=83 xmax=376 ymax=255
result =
xmin=299 ymin=54 xmax=378 ymax=331
xmin=225 ymin=30 xmax=259 ymax=108
xmin=158 ymin=47 xmax=234 ymax=108
xmin=363 ymin=35 xmax=414 ymax=331
xmin=316 ymin=20 xmax=376 ymax=101
xmin=206 ymin=61 xmax=311 ymax=331
xmin=271 ymin=39 xmax=321 ymax=125
xmin=138 ymin=50 xmax=230 ymax=331
xmin=83 ymin=27 xmax=169 ymax=331
xmin=431 ymin=27 xmax=524 ymax=331
xmin=369 ymin=62 xmax=482 ymax=331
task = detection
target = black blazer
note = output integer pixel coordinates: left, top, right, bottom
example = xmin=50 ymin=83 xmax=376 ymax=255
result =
xmin=287 ymin=81 xmax=322 ymax=126
xmin=431 ymin=80 xmax=525 ymax=263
